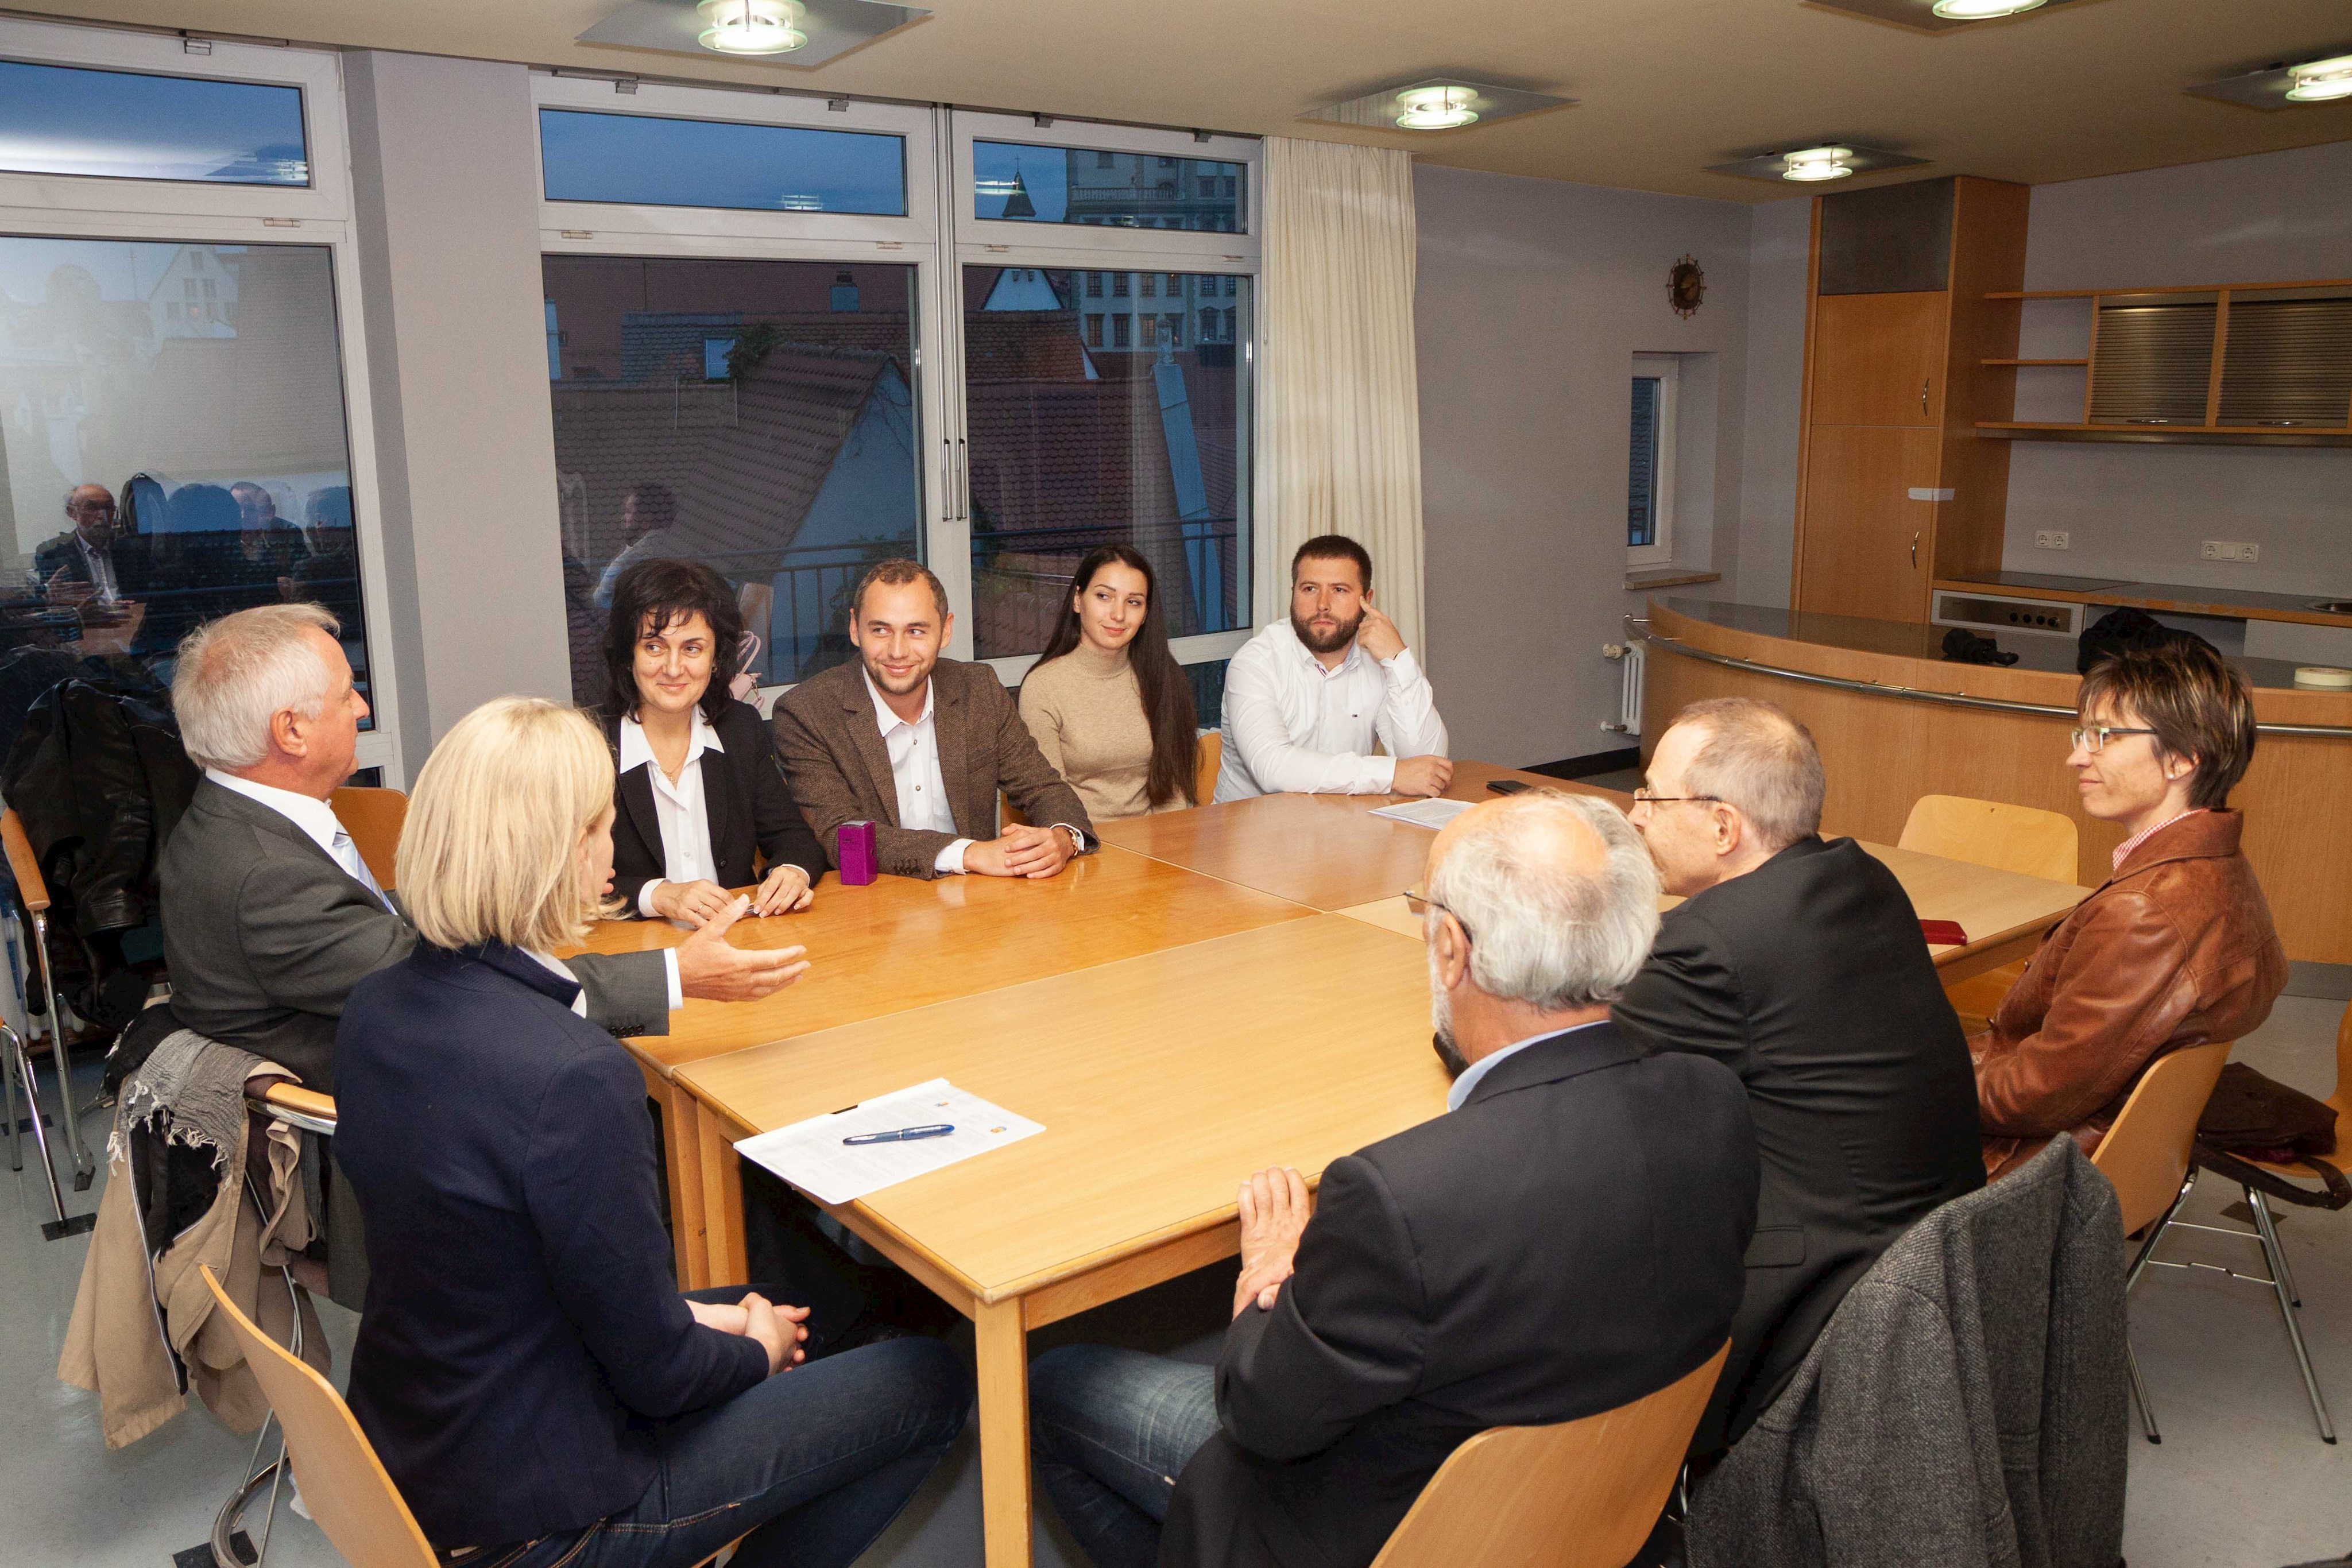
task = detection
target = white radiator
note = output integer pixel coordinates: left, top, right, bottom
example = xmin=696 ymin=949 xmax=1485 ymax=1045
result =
xmin=1603 ymin=640 xmax=1646 ymax=737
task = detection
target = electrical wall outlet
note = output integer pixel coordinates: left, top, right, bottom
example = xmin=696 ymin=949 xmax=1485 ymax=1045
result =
xmin=2200 ymin=540 xmax=2260 ymax=563
xmin=2033 ymin=531 xmax=2070 ymax=551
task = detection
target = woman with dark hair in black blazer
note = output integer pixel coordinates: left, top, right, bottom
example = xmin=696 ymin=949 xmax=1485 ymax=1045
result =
xmin=601 ymin=559 xmax=825 ymax=924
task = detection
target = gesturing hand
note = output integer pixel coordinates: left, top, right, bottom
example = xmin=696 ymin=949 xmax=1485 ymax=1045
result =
xmin=1356 ymin=604 xmax=1406 ymax=664
xmin=44 ymin=565 xmax=95 ymax=609
xmin=750 ymin=864 xmax=814 ymax=916
xmin=675 ymin=896 xmax=810 ymax=1002
xmin=1233 ymin=1166 xmax=1314 ymax=1318
xmin=652 ymin=878 xmax=736 ymax=927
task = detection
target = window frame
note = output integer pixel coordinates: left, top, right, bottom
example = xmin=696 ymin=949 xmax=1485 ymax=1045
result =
xmin=0 ymin=20 xmax=405 ymax=779
xmin=1627 ymin=353 xmax=1680 ymax=568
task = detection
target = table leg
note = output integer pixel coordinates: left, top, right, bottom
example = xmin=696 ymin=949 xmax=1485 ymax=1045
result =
xmin=974 ymin=1299 xmax=1034 ymax=1568
xmin=659 ymin=1080 xmax=710 ymax=1290
xmin=695 ymin=1108 xmax=749 ymax=1288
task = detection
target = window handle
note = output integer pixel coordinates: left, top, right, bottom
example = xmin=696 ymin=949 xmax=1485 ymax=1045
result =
xmin=941 ymin=439 xmax=954 ymax=522
xmin=956 ymin=436 xmax=969 ymax=522
xmin=1921 ymin=377 xmax=1929 ymax=415
xmin=1911 ymin=531 xmax=1920 ymax=568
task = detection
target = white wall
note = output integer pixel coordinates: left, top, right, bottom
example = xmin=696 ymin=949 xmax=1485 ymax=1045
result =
xmin=1413 ymin=164 xmax=1753 ymax=767
xmin=1734 ymin=196 xmax=1812 ymax=610
xmin=2000 ymin=140 xmax=2352 ymax=602
xmin=345 ymin=51 xmax=576 ymax=768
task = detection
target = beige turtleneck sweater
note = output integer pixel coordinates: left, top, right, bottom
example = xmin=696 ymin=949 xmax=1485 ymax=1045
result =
xmin=1019 ymin=641 xmax=1184 ymax=822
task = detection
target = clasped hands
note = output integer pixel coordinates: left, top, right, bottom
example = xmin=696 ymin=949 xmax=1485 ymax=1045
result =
xmin=687 ymin=1292 xmax=808 ymax=1375
xmin=651 ymin=863 xmax=813 ymax=926
xmin=1232 ymin=1165 xmax=1314 ymax=1319
xmin=965 ymin=822 xmax=1080 ymax=880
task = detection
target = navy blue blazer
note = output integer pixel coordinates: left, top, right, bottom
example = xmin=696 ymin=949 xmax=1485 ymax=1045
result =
xmin=335 ymin=942 xmax=767 ymax=1549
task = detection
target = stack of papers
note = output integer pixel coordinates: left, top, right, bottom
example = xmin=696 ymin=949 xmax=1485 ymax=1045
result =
xmin=1370 ymin=797 xmax=1475 ymax=829
xmin=733 ymin=1078 xmax=1043 ymax=1205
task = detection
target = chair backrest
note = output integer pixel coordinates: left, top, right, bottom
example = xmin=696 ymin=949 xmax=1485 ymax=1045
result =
xmin=330 ymin=785 xmax=408 ymax=891
xmin=1369 ymin=1342 xmax=1728 ymax=1568
xmin=1 ymin=806 xmax=48 ymax=911
xmin=1194 ymin=730 xmax=1221 ymax=807
xmin=196 ymin=1265 xmax=438 ymax=1568
xmin=2328 ymin=1001 xmax=2352 ymax=1124
xmin=1899 ymin=794 xmax=2080 ymax=884
xmin=2091 ymin=1040 xmax=2233 ymax=1234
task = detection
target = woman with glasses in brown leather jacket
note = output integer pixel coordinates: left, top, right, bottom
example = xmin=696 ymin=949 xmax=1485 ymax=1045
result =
xmin=1974 ymin=639 xmax=2288 ymax=1180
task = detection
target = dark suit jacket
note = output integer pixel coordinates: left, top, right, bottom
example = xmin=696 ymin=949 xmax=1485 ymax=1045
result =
xmin=34 ymin=529 xmax=150 ymax=599
xmin=771 ymin=658 xmax=1094 ymax=880
xmin=601 ymin=700 xmax=826 ymax=913
xmin=159 ymin=779 xmax=670 ymax=1091
xmin=1611 ymin=834 xmax=1986 ymax=1453
xmin=337 ymin=942 xmax=767 ymax=1549
xmin=1159 ymin=1024 xmax=1758 ymax=1568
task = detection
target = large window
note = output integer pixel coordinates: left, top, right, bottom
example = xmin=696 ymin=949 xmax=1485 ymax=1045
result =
xmin=539 ymin=110 xmax=907 ymax=216
xmin=1627 ymin=354 xmax=1677 ymax=567
xmin=543 ymin=255 xmax=922 ymax=704
xmin=972 ymin=141 xmax=1247 ymax=233
xmin=964 ymin=265 xmax=1250 ymax=658
xmin=0 ymin=59 xmax=308 ymax=186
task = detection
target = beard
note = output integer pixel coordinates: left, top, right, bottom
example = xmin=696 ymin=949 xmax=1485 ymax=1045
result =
xmin=1429 ymin=952 xmax=1468 ymax=1081
xmin=861 ymin=645 xmax=937 ymax=697
xmin=1291 ymin=602 xmax=1364 ymax=656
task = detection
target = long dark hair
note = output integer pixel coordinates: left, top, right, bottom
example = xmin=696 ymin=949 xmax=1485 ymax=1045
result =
xmin=602 ymin=557 xmax=746 ymax=725
xmin=1027 ymin=545 xmax=1198 ymax=807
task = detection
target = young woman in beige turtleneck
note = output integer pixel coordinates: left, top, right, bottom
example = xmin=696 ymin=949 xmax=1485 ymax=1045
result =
xmin=1019 ymin=544 xmax=1201 ymax=822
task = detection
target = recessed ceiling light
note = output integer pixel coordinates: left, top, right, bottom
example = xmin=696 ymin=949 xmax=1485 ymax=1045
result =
xmin=2286 ymin=54 xmax=2352 ymax=102
xmin=1299 ymin=77 xmax=1575 ymax=133
xmin=698 ymin=0 xmax=804 ymax=54
xmin=1705 ymin=142 xmax=1929 ymax=183
xmin=1393 ymin=86 xmax=1479 ymax=130
xmin=1781 ymin=146 xmax=1856 ymax=181
xmin=1929 ymin=0 xmax=2045 ymax=18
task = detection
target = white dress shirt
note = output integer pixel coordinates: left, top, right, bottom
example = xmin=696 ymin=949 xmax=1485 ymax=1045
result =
xmin=206 ymin=768 xmax=682 ymax=1007
xmin=1214 ymin=619 xmax=1449 ymax=802
xmin=1446 ymin=1020 xmax=1607 ymax=1112
xmin=862 ymin=668 xmax=972 ymax=874
xmin=618 ymin=710 xmax=725 ymax=915
xmin=77 ymin=535 xmax=122 ymax=603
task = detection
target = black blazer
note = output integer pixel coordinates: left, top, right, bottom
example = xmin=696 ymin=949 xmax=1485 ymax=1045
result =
xmin=336 ymin=942 xmax=767 ymax=1550
xmin=1159 ymin=1023 xmax=1758 ymax=1568
xmin=1612 ymin=834 xmax=1986 ymax=1452
xmin=602 ymin=699 xmax=826 ymax=914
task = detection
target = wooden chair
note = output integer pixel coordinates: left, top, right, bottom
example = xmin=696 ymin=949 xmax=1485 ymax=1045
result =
xmin=1367 ymin=1341 xmax=1727 ymax=1568
xmin=1193 ymin=729 xmax=1222 ymax=807
xmin=329 ymin=785 xmax=408 ymax=891
xmin=1898 ymin=795 xmax=2080 ymax=1024
xmin=2088 ymin=1039 xmax=2233 ymax=1443
xmin=0 ymin=804 xmax=96 ymax=1206
xmin=2141 ymin=1002 xmax=2347 ymax=1443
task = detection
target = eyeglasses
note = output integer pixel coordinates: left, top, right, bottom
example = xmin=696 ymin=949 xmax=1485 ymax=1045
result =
xmin=1402 ymin=885 xmax=1473 ymax=945
xmin=2069 ymin=725 xmax=2157 ymax=754
xmin=1631 ymin=786 xmax=1723 ymax=808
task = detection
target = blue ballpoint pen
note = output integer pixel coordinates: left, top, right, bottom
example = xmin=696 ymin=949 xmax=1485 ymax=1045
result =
xmin=842 ymin=1123 xmax=956 ymax=1146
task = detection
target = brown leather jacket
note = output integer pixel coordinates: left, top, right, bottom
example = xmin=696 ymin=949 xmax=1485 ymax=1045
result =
xmin=1973 ymin=810 xmax=2287 ymax=1180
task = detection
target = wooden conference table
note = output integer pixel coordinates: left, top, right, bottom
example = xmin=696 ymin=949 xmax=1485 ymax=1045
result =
xmin=571 ymin=760 xmax=2086 ymax=1568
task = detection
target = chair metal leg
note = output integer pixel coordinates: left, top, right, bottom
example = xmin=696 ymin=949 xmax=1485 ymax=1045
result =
xmin=2246 ymin=1187 xmax=2335 ymax=1443
xmin=2246 ymin=1186 xmax=2304 ymax=1307
xmin=2125 ymin=1341 xmax=2161 ymax=1443
xmin=2125 ymin=1170 xmax=2196 ymax=1293
xmin=3 ymin=1029 xmax=20 ymax=1172
xmin=24 ymin=911 xmax=91 ymax=1189
xmin=3 ymin=1023 xmax=85 ymax=1238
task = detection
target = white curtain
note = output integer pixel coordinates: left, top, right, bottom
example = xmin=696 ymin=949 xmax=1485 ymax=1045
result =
xmin=1253 ymin=137 xmax=1428 ymax=656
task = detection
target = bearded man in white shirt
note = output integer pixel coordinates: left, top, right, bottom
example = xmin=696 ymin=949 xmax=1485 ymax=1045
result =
xmin=1213 ymin=535 xmax=1452 ymax=803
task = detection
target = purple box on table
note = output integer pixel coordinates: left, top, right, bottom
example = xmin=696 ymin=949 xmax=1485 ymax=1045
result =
xmin=837 ymin=820 xmax=878 ymax=886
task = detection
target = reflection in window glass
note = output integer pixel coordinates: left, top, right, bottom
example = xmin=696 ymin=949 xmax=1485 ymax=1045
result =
xmin=541 ymin=256 xmax=922 ymax=703
xmin=972 ymin=141 xmax=1246 ymax=233
xmin=964 ymin=266 xmax=1249 ymax=659
xmin=539 ymin=110 xmax=907 ymax=216
xmin=0 ymin=60 xmax=308 ymax=185
xmin=1628 ymin=376 xmax=1661 ymax=548
xmin=0 ymin=237 xmax=370 ymax=715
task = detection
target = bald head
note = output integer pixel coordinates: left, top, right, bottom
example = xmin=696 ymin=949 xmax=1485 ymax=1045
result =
xmin=65 ymin=484 xmax=117 ymax=548
xmin=1423 ymin=789 xmax=1661 ymax=1013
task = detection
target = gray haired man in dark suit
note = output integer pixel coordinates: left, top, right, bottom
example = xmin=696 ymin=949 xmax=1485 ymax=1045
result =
xmin=159 ymin=603 xmax=808 ymax=1093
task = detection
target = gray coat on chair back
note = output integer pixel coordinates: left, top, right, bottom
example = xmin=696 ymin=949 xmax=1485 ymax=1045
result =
xmin=1689 ymin=1136 xmax=2129 ymax=1568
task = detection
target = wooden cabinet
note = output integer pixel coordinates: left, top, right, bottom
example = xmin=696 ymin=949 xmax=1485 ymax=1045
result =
xmin=1796 ymin=425 xmax=1940 ymax=618
xmin=1792 ymin=177 xmax=2030 ymax=622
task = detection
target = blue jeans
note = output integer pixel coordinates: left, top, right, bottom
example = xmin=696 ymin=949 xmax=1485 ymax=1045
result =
xmin=453 ymin=1287 xmax=971 ymax=1568
xmin=1028 ymin=1345 xmax=1220 ymax=1568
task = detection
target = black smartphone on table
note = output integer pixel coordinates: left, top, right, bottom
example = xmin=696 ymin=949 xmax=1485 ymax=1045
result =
xmin=1486 ymin=779 xmax=1532 ymax=795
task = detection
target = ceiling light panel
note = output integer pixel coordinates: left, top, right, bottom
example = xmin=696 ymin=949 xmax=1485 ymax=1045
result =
xmin=579 ymin=0 xmax=927 ymax=68
xmin=1705 ymin=143 xmax=1931 ymax=183
xmin=1300 ymin=78 xmax=1575 ymax=134
xmin=1802 ymin=0 xmax=2088 ymax=34
xmin=2188 ymin=51 xmax=2352 ymax=110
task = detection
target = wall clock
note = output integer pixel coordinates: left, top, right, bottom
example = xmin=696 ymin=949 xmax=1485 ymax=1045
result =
xmin=1668 ymin=255 xmax=1705 ymax=319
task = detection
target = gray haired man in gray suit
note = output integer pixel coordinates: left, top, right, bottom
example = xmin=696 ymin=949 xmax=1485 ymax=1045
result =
xmin=160 ymin=603 xmax=807 ymax=1093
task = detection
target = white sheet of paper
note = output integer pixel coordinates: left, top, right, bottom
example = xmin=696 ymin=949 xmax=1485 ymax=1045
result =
xmin=732 ymin=1078 xmax=1044 ymax=1206
xmin=1370 ymin=796 xmax=1475 ymax=829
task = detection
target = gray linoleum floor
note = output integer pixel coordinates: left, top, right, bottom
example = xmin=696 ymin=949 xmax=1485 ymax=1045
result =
xmin=6 ymin=997 xmax=2349 ymax=1567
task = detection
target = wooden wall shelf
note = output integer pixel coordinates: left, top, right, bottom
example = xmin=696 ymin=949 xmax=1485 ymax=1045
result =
xmin=1975 ymin=420 xmax=2352 ymax=447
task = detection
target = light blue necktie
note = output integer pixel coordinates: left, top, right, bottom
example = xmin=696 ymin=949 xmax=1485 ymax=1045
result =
xmin=333 ymin=827 xmax=395 ymax=913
